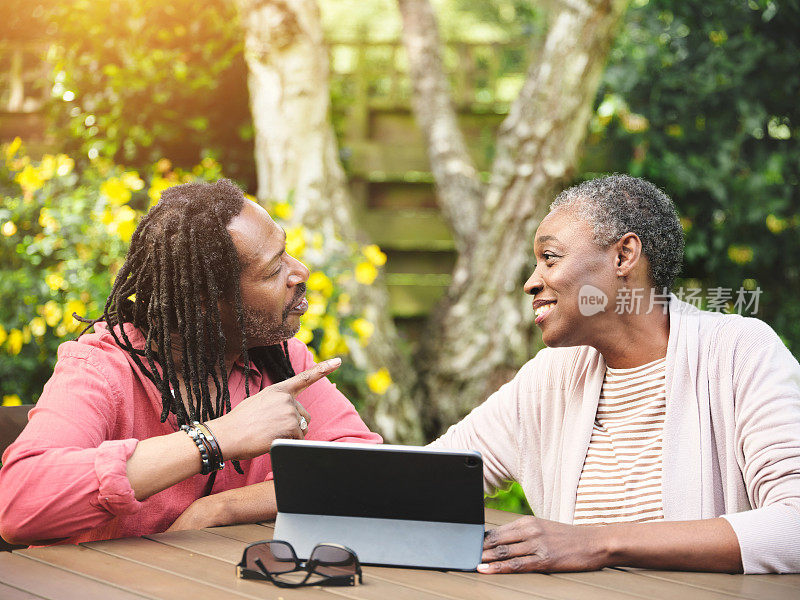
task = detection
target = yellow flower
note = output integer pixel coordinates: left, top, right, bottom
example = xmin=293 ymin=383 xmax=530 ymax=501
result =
xmin=366 ymin=368 xmax=392 ymax=395
xmin=351 ymin=318 xmax=374 ymax=343
xmin=42 ymin=300 xmax=63 ymax=327
xmin=100 ymin=177 xmax=132 ymax=206
xmin=45 ymin=272 xmax=66 ymax=291
xmin=319 ymin=329 xmax=344 ymax=360
xmin=1 ymin=221 xmax=17 ymax=237
xmin=115 ymin=205 xmax=138 ymax=242
xmin=39 ymin=154 xmax=57 ymax=180
xmin=766 ymin=214 xmax=788 ymax=234
xmin=336 ymin=293 xmax=352 ymax=316
xmin=272 ymin=202 xmax=293 ymax=221
xmin=30 ymin=317 xmax=46 ymax=337
xmin=2 ymin=394 xmax=22 ymax=406
xmin=355 ymin=261 xmax=378 ymax=285
xmin=0 ymin=324 xmax=6 ymax=346
xmin=15 ymin=164 xmax=44 ymax=194
xmin=285 ymin=226 xmax=306 ymax=257
xmin=6 ymin=329 xmax=23 ymax=355
xmin=38 ymin=207 xmax=60 ymax=231
xmin=148 ymin=176 xmax=176 ymax=205
xmin=306 ymin=272 xmax=334 ymax=297
xmin=307 ymin=293 xmax=327 ymax=318
xmin=296 ymin=325 xmax=314 ymax=344
xmin=728 ymin=245 xmax=754 ymax=265
xmin=121 ymin=171 xmax=145 ymax=191
xmin=156 ymin=158 xmax=172 ymax=173
xmin=4 ymin=136 xmax=22 ymax=163
xmin=56 ymin=154 xmax=74 ymax=177
xmin=362 ymin=244 xmax=387 ymax=267
xmin=63 ymin=299 xmax=86 ymax=331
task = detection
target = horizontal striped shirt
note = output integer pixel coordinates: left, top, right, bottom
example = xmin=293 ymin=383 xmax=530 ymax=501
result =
xmin=573 ymin=357 xmax=667 ymax=525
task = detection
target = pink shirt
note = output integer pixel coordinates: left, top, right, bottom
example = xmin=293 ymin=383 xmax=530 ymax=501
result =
xmin=0 ymin=323 xmax=381 ymax=544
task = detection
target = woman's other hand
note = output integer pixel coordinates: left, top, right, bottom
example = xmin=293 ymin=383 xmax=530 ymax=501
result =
xmin=479 ymin=516 xmax=608 ymax=573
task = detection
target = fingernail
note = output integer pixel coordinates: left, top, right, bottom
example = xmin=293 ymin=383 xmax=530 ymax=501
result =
xmin=324 ymin=357 xmax=342 ymax=368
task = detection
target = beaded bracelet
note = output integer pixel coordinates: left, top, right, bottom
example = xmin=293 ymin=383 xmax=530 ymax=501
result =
xmin=194 ymin=421 xmax=225 ymax=472
xmin=181 ymin=423 xmax=214 ymax=475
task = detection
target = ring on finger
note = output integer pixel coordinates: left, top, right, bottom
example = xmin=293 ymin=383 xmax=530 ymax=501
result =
xmin=299 ymin=416 xmax=308 ymax=431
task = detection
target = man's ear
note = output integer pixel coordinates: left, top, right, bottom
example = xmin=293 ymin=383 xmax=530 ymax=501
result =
xmin=615 ymin=232 xmax=643 ymax=278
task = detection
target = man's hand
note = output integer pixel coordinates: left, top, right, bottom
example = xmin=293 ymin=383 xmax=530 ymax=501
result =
xmin=207 ymin=358 xmax=341 ymax=462
xmin=167 ymin=481 xmax=278 ymax=532
xmin=479 ymin=516 xmax=608 ymax=573
xmin=166 ymin=496 xmax=224 ymax=532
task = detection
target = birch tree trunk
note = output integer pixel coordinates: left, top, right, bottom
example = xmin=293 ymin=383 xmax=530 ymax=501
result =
xmin=238 ymin=0 xmax=629 ymax=441
xmin=399 ymin=0 xmax=630 ymax=434
xmin=236 ymin=0 xmax=423 ymax=443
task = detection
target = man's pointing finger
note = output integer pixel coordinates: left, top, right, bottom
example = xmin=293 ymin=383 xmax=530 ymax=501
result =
xmin=271 ymin=357 xmax=342 ymax=395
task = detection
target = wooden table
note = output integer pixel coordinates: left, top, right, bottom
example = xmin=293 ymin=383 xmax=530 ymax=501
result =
xmin=1 ymin=509 xmax=798 ymax=600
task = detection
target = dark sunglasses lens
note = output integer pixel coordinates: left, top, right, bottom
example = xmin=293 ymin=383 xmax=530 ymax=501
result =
xmin=309 ymin=545 xmax=357 ymax=578
xmin=245 ymin=542 xmax=297 ymax=574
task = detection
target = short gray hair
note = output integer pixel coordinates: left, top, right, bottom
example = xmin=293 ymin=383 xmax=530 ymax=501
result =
xmin=550 ymin=174 xmax=684 ymax=291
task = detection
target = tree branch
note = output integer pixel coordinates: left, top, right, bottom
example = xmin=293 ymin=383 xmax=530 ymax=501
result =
xmin=397 ymin=0 xmax=484 ymax=252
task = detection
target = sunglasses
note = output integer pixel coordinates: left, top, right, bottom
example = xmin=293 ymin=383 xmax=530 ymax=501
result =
xmin=237 ymin=540 xmax=362 ymax=588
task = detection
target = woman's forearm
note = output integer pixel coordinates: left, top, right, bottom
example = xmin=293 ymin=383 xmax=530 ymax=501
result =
xmin=602 ymin=517 xmax=743 ymax=573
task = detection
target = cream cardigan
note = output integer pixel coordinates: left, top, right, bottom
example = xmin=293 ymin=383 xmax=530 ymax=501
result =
xmin=431 ymin=297 xmax=800 ymax=573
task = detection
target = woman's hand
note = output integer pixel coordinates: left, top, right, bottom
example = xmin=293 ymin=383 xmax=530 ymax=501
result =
xmin=206 ymin=358 xmax=340 ymax=462
xmin=479 ymin=516 xmax=608 ymax=573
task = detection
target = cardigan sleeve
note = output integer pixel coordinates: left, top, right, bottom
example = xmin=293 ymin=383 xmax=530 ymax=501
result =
xmin=429 ymin=364 xmax=530 ymax=495
xmin=720 ymin=318 xmax=800 ymax=574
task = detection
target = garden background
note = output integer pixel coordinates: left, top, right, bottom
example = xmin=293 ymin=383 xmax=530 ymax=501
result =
xmin=0 ymin=0 xmax=798 ymax=512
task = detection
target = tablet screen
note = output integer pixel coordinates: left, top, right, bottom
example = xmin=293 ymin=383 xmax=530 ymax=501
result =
xmin=272 ymin=441 xmax=484 ymax=525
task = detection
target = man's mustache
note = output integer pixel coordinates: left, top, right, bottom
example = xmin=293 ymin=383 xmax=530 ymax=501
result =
xmin=283 ymin=283 xmax=307 ymax=319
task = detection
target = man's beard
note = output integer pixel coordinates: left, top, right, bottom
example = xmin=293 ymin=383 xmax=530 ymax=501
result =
xmin=240 ymin=283 xmax=305 ymax=347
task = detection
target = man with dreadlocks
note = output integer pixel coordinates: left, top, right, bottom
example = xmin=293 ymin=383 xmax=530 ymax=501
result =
xmin=0 ymin=179 xmax=381 ymax=546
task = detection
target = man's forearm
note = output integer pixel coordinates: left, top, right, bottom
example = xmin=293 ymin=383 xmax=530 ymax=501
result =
xmin=603 ymin=517 xmax=743 ymax=573
xmin=212 ymin=480 xmax=279 ymax=525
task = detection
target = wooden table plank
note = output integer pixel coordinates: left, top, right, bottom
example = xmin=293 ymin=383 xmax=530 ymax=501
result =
xmin=0 ymin=581 xmax=47 ymax=600
xmin=86 ymin=536 xmax=325 ymax=600
xmin=745 ymin=575 xmax=800 ymax=590
xmin=554 ymin=570 xmax=744 ymax=600
xmin=17 ymin=544 xmax=251 ymax=600
xmin=0 ymin=551 xmax=146 ymax=600
xmin=620 ymin=569 xmax=800 ymax=600
xmin=451 ymin=571 xmax=654 ymax=600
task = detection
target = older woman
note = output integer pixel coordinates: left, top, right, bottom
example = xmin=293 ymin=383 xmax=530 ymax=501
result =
xmin=432 ymin=175 xmax=800 ymax=574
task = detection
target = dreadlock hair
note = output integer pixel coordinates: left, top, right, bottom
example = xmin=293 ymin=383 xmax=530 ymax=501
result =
xmin=77 ymin=179 xmax=295 ymax=472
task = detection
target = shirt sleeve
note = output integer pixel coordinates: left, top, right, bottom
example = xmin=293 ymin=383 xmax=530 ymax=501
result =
xmin=259 ymin=340 xmax=383 ymax=482
xmin=720 ymin=318 xmax=800 ymax=573
xmin=428 ymin=364 xmax=527 ymax=495
xmin=0 ymin=347 xmax=143 ymax=545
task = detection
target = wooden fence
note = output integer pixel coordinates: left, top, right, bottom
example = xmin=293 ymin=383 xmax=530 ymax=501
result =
xmin=328 ymin=39 xmax=529 ymax=321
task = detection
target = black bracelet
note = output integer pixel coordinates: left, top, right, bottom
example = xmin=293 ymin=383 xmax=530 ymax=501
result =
xmin=181 ymin=424 xmax=214 ymax=475
xmin=195 ymin=421 xmax=225 ymax=472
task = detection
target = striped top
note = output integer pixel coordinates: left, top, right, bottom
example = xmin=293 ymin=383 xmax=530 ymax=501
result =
xmin=573 ymin=357 xmax=667 ymax=525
